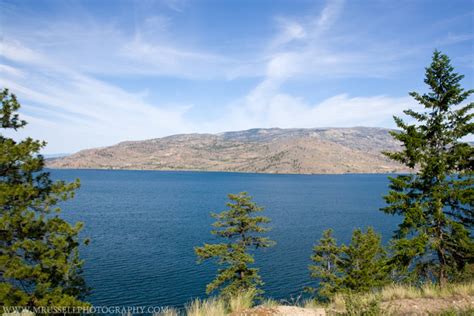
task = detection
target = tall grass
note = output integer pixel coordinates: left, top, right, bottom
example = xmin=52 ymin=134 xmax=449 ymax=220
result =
xmin=326 ymin=282 xmax=474 ymax=315
xmin=302 ymin=298 xmax=325 ymax=309
xmin=153 ymin=307 xmax=180 ymax=316
xmin=342 ymin=293 xmax=383 ymax=316
xmin=227 ymin=289 xmax=256 ymax=313
xmin=155 ymin=282 xmax=474 ymax=316
xmin=378 ymin=282 xmax=474 ymax=301
xmin=185 ymin=297 xmax=226 ymax=316
xmin=260 ymin=298 xmax=279 ymax=308
xmin=184 ymin=289 xmax=256 ymax=316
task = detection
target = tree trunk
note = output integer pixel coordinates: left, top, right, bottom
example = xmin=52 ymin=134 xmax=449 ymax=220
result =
xmin=435 ymin=197 xmax=447 ymax=288
xmin=437 ymin=249 xmax=447 ymax=287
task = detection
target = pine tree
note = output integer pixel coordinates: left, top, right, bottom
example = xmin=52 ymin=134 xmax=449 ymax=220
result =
xmin=339 ymin=227 xmax=390 ymax=292
xmin=309 ymin=227 xmax=389 ymax=300
xmin=309 ymin=229 xmax=342 ymax=300
xmin=382 ymin=51 xmax=474 ymax=285
xmin=0 ymin=89 xmax=89 ymax=307
xmin=195 ymin=192 xmax=275 ymax=298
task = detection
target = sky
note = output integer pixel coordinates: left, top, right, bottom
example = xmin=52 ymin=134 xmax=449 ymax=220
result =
xmin=0 ymin=0 xmax=473 ymax=154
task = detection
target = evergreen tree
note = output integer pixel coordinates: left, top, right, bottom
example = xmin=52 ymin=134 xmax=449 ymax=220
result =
xmin=339 ymin=227 xmax=390 ymax=292
xmin=0 ymin=89 xmax=89 ymax=307
xmin=309 ymin=227 xmax=389 ymax=300
xmin=309 ymin=229 xmax=342 ymax=300
xmin=382 ymin=51 xmax=474 ymax=285
xmin=195 ymin=192 xmax=275 ymax=298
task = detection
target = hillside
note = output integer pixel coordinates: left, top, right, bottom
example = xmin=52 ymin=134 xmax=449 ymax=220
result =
xmin=47 ymin=127 xmax=410 ymax=174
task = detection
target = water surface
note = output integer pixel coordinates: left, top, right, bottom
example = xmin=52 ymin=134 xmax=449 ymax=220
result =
xmin=51 ymin=169 xmax=399 ymax=308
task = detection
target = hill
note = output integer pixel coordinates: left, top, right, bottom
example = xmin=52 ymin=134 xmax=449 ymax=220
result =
xmin=47 ymin=127 xmax=410 ymax=174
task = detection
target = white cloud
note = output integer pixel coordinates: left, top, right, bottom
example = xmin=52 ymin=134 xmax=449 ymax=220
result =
xmin=0 ymin=64 xmax=25 ymax=78
xmin=203 ymin=87 xmax=413 ymax=133
xmin=436 ymin=33 xmax=474 ymax=46
xmin=0 ymin=40 xmax=194 ymax=153
xmin=0 ymin=10 xmax=239 ymax=80
xmin=160 ymin=0 xmax=187 ymax=12
xmin=119 ymin=34 xmax=233 ymax=79
xmin=270 ymin=17 xmax=306 ymax=49
xmin=0 ymin=39 xmax=45 ymax=64
xmin=0 ymin=0 xmax=411 ymax=82
xmin=203 ymin=0 xmax=424 ymax=135
xmin=315 ymin=0 xmax=344 ymax=31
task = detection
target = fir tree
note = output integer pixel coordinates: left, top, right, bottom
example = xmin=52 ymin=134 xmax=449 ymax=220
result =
xmin=339 ymin=227 xmax=390 ymax=292
xmin=195 ymin=192 xmax=275 ymax=298
xmin=309 ymin=227 xmax=389 ymax=300
xmin=382 ymin=51 xmax=474 ymax=285
xmin=309 ymin=229 xmax=342 ymax=300
xmin=0 ymin=89 xmax=89 ymax=307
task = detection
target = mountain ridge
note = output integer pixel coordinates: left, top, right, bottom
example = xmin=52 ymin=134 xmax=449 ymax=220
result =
xmin=47 ymin=127 xmax=411 ymax=174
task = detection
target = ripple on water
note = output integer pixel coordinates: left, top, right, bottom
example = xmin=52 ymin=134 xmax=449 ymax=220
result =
xmin=53 ymin=170 xmax=400 ymax=307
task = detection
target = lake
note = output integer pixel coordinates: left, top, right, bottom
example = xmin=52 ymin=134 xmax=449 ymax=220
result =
xmin=50 ymin=169 xmax=400 ymax=308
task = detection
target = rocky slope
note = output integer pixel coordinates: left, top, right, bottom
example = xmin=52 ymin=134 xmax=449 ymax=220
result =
xmin=47 ymin=127 xmax=410 ymax=174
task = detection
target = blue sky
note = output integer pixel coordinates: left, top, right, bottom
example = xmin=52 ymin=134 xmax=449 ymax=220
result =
xmin=0 ymin=0 xmax=472 ymax=154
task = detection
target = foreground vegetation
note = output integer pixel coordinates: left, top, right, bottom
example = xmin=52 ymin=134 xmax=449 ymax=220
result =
xmin=0 ymin=89 xmax=89 ymax=306
xmin=153 ymin=282 xmax=474 ymax=315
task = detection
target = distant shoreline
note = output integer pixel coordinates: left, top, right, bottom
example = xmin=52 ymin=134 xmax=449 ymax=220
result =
xmin=46 ymin=167 xmax=407 ymax=176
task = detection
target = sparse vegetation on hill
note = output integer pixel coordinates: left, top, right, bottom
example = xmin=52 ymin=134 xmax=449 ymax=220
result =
xmin=46 ymin=127 xmax=410 ymax=174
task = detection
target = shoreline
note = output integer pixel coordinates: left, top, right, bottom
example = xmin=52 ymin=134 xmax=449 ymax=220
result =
xmin=46 ymin=167 xmax=409 ymax=176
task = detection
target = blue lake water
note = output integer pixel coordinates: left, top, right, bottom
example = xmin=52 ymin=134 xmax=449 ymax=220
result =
xmin=50 ymin=169 xmax=400 ymax=308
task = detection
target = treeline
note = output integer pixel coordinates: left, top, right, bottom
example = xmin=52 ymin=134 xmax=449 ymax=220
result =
xmin=1 ymin=51 xmax=473 ymax=312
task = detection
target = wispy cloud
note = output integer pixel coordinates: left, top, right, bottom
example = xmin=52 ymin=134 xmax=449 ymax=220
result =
xmin=435 ymin=32 xmax=474 ymax=46
xmin=160 ymin=0 xmax=187 ymax=12
xmin=0 ymin=7 xmax=238 ymax=80
xmin=269 ymin=17 xmax=306 ymax=49
xmin=207 ymin=88 xmax=414 ymax=133
xmin=315 ymin=0 xmax=344 ymax=32
xmin=219 ymin=0 xmax=414 ymax=133
xmin=119 ymin=34 xmax=234 ymax=79
xmin=0 ymin=0 xmax=416 ymax=81
xmin=0 ymin=41 xmax=194 ymax=152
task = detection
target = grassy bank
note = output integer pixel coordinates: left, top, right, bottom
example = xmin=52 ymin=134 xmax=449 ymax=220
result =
xmin=155 ymin=282 xmax=474 ymax=316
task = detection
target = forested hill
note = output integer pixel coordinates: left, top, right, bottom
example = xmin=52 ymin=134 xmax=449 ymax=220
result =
xmin=47 ymin=127 xmax=411 ymax=174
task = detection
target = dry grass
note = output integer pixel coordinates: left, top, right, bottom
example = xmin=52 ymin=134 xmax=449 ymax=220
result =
xmin=325 ymin=282 xmax=474 ymax=315
xmin=228 ymin=289 xmax=256 ymax=313
xmin=185 ymin=297 xmax=226 ymax=316
xmin=260 ymin=298 xmax=279 ymax=308
xmin=378 ymin=282 xmax=474 ymax=301
xmin=329 ymin=281 xmax=474 ymax=308
xmin=331 ymin=293 xmax=346 ymax=312
xmin=302 ymin=298 xmax=325 ymax=309
xmin=154 ymin=307 xmax=180 ymax=316
xmin=155 ymin=282 xmax=473 ymax=316
xmin=184 ymin=289 xmax=257 ymax=316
